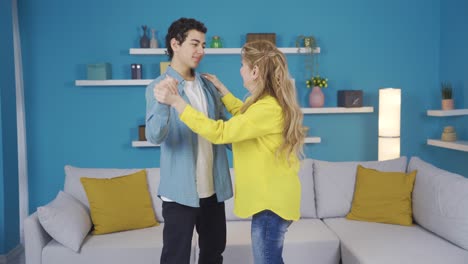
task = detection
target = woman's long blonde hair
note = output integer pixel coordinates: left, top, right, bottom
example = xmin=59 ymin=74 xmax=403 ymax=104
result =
xmin=240 ymin=40 xmax=305 ymax=162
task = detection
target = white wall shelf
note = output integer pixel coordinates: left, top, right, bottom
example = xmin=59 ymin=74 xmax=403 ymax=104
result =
xmin=426 ymin=109 xmax=468 ymax=152
xmin=75 ymin=79 xmax=153 ymax=86
xmin=427 ymin=109 xmax=468 ymax=117
xmin=301 ymin=107 xmax=374 ymax=114
xmin=129 ymin=47 xmax=320 ymax=55
xmin=132 ymin=141 xmax=160 ymax=147
xmin=427 ymin=139 xmax=468 ymax=152
xmin=132 ymin=137 xmax=321 ymax=148
xmin=304 ymin=137 xmax=321 ymax=143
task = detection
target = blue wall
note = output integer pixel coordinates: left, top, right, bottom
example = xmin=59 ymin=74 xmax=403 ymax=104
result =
xmin=16 ymin=0 xmax=467 ymax=214
xmin=431 ymin=0 xmax=468 ymax=173
xmin=0 ymin=104 xmax=4 ymax=254
xmin=0 ymin=0 xmax=20 ymax=255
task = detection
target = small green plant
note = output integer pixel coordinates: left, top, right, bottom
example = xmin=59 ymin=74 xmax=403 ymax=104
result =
xmin=306 ymin=75 xmax=328 ymax=88
xmin=441 ymin=82 xmax=453 ymax=99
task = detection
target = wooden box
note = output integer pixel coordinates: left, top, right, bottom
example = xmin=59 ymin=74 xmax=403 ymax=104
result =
xmin=246 ymin=33 xmax=276 ymax=45
xmin=138 ymin=125 xmax=146 ymax=141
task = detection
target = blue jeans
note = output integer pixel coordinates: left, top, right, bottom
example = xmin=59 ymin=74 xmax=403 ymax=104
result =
xmin=251 ymin=210 xmax=292 ymax=264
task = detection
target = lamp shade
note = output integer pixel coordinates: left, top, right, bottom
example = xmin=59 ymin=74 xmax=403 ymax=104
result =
xmin=378 ymin=88 xmax=401 ymax=161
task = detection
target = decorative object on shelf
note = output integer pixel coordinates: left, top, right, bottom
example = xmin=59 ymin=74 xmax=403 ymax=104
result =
xmin=441 ymin=126 xmax=457 ymax=142
xmin=378 ymin=88 xmax=401 ymax=161
xmin=139 ymin=25 xmax=150 ymax=48
xmin=160 ymin=61 xmax=170 ymax=74
xmin=338 ymin=90 xmax=363 ymax=108
xmin=131 ymin=64 xmax=142 ymax=79
xmin=246 ymin=33 xmax=276 ymax=45
xmin=138 ymin=125 xmax=146 ymax=141
xmin=296 ymin=35 xmax=318 ymax=79
xmin=308 ymin=86 xmax=325 ymax=108
xmin=306 ymin=75 xmax=328 ymax=108
xmin=150 ymin=29 xmax=158 ymax=48
xmin=210 ymin=36 xmax=223 ymax=48
xmin=87 ymin=63 xmax=112 ymax=80
xmin=296 ymin=35 xmax=316 ymax=48
xmin=441 ymin=81 xmax=454 ymax=110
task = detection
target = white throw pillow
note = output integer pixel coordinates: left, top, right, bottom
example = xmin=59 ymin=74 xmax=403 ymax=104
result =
xmin=409 ymin=156 xmax=468 ymax=251
xmin=37 ymin=191 xmax=92 ymax=252
xmin=64 ymin=165 xmax=163 ymax=222
xmin=314 ymin=156 xmax=407 ymax=218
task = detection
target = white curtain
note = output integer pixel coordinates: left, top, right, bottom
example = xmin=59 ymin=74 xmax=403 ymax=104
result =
xmin=12 ymin=0 xmax=29 ymax=244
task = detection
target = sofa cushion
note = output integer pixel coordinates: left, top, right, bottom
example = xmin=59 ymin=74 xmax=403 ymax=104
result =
xmin=80 ymin=170 xmax=158 ymax=235
xmin=409 ymin=156 xmax=468 ymax=251
xmin=346 ymin=165 xmax=416 ymax=226
xmin=298 ymin=159 xmax=317 ymax=218
xmin=324 ymin=218 xmax=468 ymax=264
xmin=314 ymin=157 xmax=407 ymax=218
xmin=200 ymin=219 xmax=339 ymax=264
xmin=42 ymin=224 xmax=197 ymax=264
xmin=37 ymin=191 xmax=92 ymax=252
xmin=64 ymin=165 xmax=163 ymax=222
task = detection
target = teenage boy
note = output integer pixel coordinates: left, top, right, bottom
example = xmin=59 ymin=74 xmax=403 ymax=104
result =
xmin=145 ymin=17 xmax=232 ymax=264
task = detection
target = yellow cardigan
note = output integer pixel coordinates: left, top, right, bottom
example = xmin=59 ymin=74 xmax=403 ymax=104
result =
xmin=179 ymin=93 xmax=301 ymax=221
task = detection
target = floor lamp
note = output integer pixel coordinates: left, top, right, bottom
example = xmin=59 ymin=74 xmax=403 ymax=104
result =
xmin=378 ymin=88 xmax=401 ymax=161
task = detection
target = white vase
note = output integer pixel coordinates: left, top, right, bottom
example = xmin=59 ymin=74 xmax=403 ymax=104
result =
xmin=150 ymin=29 xmax=158 ymax=49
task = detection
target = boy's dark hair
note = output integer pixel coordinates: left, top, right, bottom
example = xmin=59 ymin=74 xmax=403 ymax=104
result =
xmin=165 ymin=18 xmax=207 ymax=59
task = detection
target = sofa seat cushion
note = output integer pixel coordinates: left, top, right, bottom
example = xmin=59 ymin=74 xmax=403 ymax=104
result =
xmin=324 ymin=218 xmax=468 ymax=264
xmin=42 ymin=224 xmax=196 ymax=264
xmin=212 ymin=219 xmax=339 ymax=264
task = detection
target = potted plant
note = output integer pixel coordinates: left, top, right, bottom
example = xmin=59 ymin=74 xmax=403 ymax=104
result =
xmin=306 ymin=75 xmax=328 ymax=107
xmin=441 ymin=81 xmax=454 ymax=110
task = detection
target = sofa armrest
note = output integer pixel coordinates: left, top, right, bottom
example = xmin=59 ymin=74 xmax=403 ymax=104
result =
xmin=24 ymin=212 xmax=51 ymax=264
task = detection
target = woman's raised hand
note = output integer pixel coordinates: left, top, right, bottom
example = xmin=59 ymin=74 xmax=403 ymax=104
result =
xmin=202 ymin=73 xmax=230 ymax=96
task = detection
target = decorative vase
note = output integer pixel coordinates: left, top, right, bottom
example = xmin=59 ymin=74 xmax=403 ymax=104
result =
xmin=150 ymin=29 xmax=158 ymax=48
xmin=140 ymin=25 xmax=150 ymax=48
xmin=441 ymin=99 xmax=454 ymax=110
xmin=309 ymin=86 xmax=324 ymax=107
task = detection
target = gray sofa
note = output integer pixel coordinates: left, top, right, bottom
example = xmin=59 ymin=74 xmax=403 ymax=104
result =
xmin=24 ymin=156 xmax=468 ymax=264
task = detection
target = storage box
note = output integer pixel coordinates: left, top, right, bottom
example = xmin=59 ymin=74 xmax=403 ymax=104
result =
xmin=337 ymin=90 xmax=363 ymax=108
xmin=246 ymin=33 xmax=276 ymax=45
xmin=87 ymin=63 xmax=112 ymax=80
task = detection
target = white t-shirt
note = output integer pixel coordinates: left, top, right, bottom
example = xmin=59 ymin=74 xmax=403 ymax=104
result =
xmin=184 ymin=80 xmax=215 ymax=198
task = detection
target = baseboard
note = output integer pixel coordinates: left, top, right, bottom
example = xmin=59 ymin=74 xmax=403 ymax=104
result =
xmin=0 ymin=245 xmax=23 ymax=264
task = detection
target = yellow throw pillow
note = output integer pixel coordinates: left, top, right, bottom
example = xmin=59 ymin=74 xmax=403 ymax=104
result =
xmin=80 ymin=170 xmax=158 ymax=235
xmin=346 ymin=165 xmax=417 ymax=226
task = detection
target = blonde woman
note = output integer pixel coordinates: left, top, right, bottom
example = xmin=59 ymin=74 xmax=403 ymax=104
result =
xmin=154 ymin=40 xmax=305 ymax=264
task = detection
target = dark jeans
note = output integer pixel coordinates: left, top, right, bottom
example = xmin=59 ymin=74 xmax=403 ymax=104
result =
xmin=160 ymin=194 xmax=226 ymax=264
